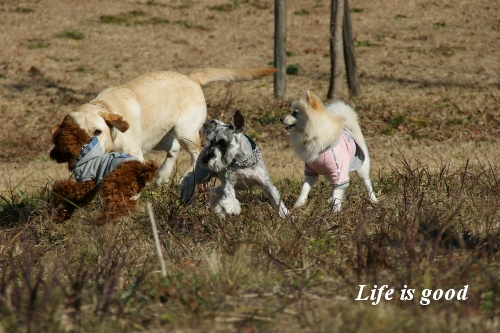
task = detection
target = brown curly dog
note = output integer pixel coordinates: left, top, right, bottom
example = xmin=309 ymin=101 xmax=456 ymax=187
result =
xmin=49 ymin=116 xmax=158 ymax=225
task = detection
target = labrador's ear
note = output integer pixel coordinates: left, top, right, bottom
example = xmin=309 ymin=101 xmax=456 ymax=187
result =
xmin=100 ymin=112 xmax=129 ymax=133
xmin=230 ymin=110 xmax=245 ymax=132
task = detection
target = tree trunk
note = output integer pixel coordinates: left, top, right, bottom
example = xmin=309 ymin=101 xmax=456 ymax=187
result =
xmin=327 ymin=0 xmax=345 ymax=101
xmin=274 ymin=0 xmax=287 ymax=98
xmin=343 ymin=0 xmax=361 ymax=96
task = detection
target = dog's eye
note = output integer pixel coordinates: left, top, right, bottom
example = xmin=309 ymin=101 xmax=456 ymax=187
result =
xmin=94 ymin=129 xmax=102 ymax=136
xmin=292 ymin=110 xmax=299 ymax=117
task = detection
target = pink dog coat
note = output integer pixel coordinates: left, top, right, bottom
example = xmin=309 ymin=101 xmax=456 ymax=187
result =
xmin=304 ymin=129 xmax=366 ymax=188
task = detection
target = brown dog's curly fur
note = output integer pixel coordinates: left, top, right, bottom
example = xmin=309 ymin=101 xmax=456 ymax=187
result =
xmin=50 ymin=116 xmax=158 ymax=225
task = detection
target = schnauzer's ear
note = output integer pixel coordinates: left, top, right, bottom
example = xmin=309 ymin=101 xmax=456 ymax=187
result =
xmin=100 ymin=112 xmax=130 ymax=133
xmin=202 ymin=120 xmax=219 ymax=141
xmin=230 ymin=110 xmax=245 ymax=132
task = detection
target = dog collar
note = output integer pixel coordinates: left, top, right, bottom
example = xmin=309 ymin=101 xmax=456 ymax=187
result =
xmin=76 ymin=136 xmax=99 ymax=162
xmin=229 ymin=135 xmax=261 ymax=169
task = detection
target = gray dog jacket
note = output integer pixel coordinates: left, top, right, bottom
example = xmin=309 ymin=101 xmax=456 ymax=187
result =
xmin=73 ymin=137 xmax=139 ymax=185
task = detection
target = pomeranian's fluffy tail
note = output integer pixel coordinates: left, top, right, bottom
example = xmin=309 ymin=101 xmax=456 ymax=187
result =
xmin=326 ymin=101 xmax=368 ymax=152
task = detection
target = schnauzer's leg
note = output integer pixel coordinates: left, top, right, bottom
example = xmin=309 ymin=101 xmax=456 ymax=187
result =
xmin=51 ymin=180 xmax=97 ymax=222
xmin=209 ymin=185 xmax=241 ymax=219
xmin=330 ymin=187 xmax=346 ymax=213
xmin=355 ymin=160 xmax=378 ymax=204
xmin=294 ymin=174 xmax=319 ymax=208
xmin=260 ymin=181 xmax=289 ymax=218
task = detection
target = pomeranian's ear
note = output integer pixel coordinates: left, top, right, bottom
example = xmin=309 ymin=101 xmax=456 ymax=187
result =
xmin=305 ymin=90 xmax=319 ymax=110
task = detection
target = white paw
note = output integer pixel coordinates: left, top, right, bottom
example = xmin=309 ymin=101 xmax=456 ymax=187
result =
xmin=226 ymin=203 xmax=242 ymax=216
xmin=293 ymin=198 xmax=306 ymax=208
xmin=154 ymin=177 xmax=165 ymax=187
xmin=331 ymin=204 xmax=342 ymax=213
xmin=279 ymin=206 xmax=290 ymax=219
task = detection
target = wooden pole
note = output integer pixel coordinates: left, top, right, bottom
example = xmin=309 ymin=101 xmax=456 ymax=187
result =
xmin=274 ymin=0 xmax=286 ymax=98
xmin=327 ymin=0 xmax=345 ymax=101
xmin=343 ymin=0 xmax=361 ymax=96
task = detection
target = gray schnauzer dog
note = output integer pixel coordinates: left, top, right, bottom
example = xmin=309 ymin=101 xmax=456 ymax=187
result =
xmin=180 ymin=110 xmax=289 ymax=219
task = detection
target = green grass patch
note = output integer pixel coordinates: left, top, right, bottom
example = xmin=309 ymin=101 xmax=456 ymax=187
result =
xmin=14 ymin=7 xmax=34 ymax=14
xmin=381 ymin=114 xmax=407 ymax=135
xmin=431 ymin=46 xmax=465 ymax=57
xmin=433 ymin=21 xmax=446 ymax=28
xmin=208 ymin=0 xmax=248 ymax=12
xmin=294 ymin=9 xmax=310 ymax=16
xmin=100 ymin=10 xmax=147 ymax=25
xmin=74 ymin=66 xmax=91 ymax=73
xmin=286 ymin=64 xmax=299 ymax=75
xmin=355 ymin=40 xmax=377 ymax=47
xmin=208 ymin=4 xmax=233 ymax=12
xmin=57 ymin=30 xmax=85 ymax=40
xmin=27 ymin=38 xmax=49 ymax=49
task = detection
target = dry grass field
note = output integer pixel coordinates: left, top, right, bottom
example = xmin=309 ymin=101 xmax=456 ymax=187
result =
xmin=0 ymin=0 xmax=499 ymax=332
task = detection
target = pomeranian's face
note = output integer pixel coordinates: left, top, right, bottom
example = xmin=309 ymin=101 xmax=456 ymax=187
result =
xmin=280 ymin=104 xmax=302 ymax=132
xmin=280 ymin=94 xmax=315 ymax=132
xmin=280 ymin=91 xmax=326 ymax=133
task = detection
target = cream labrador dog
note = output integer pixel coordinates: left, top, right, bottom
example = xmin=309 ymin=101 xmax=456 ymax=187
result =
xmin=51 ymin=67 xmax=277 ymax=186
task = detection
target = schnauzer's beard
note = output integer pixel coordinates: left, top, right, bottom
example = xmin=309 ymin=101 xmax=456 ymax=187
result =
xmin=203 ymin=144 xmax=238 ymax=173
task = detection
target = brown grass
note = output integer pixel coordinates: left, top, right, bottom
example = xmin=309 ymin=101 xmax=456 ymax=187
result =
xmin=0 ymin=0 xmax=499 ymax=332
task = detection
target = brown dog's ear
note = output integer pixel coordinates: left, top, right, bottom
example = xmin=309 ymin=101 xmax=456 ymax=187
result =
xmin=50 ymin=115 xmax=71 ymax=135
xmin=50 ymin=124 xmax=59 ymax=135
xmin=305 ymin=91 xmax=319 ymax=110
xmin=100 ymin=112 xmax=129 ymax=133
xmin=230 ymin=110 xmax=245 ymax=132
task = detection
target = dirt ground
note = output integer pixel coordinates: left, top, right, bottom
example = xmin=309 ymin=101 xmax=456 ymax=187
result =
xmin=0 ymin=0 xmax=499 ymax=192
